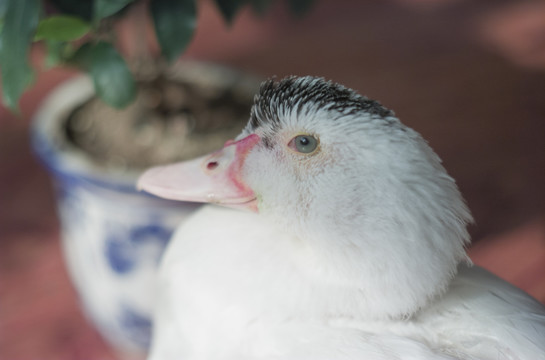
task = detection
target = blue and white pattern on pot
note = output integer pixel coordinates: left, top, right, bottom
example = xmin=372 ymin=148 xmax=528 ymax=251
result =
xmin=119 ymin=302 xmax=154 ymax=349
xmin=51 ymin=174 xmax=200 ymax=353
xmin=101 ymin=221 xmax=173 ymax=348
xmin=105 ymin=222 xmax=172 ymax=274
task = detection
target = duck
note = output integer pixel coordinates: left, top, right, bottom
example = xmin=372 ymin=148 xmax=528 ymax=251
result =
xmin=137 ymin=76 xmax=545 ymax=360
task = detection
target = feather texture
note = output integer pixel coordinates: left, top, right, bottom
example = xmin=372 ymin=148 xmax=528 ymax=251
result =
xmin=140 ymin=77 xmax=545 ymax=360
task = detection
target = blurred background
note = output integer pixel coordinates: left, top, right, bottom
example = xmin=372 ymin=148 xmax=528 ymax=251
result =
xmin=1 ymin=0 xmax=544 ymax=358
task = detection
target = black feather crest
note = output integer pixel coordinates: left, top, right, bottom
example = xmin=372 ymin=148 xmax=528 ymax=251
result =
xmin=248 ymin=76 xmax=393 ymax=131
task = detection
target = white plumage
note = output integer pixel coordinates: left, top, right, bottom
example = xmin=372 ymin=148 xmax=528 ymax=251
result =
xmin=138 ymin=76 xmax=545 ymax=359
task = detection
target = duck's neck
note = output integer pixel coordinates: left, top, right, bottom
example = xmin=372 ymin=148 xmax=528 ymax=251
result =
xmin=274 ymin=208 xmax=469 ymax=320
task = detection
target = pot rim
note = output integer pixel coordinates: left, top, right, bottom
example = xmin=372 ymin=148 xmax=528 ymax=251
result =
xmin=31 ymin=61 xmax=261 ymax=195
xmin=31 ymin=75 xmax=143 ymax=194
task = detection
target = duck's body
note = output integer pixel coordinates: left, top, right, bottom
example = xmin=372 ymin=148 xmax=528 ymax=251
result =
xmin=139 ymin=77 xmax=545 ymax=359
xmin=149 ymin=206 xmax=545 ymax=360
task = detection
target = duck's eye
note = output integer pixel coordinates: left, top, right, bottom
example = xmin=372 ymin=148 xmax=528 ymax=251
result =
xmin=288 ymin=135 xmax=318 ymax=154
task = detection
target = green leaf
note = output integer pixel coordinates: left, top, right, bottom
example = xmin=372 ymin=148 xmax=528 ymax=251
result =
xmin=0 ymin=0 xmax=6 ymax=44
xmin=287 ymin=0 xmax=315 ymax=17
xmin=44 ymin=40 xmax=68 ymax=68
xmin=0 ymin=0 xmax=8 ymax=18
xmin=214 ymin=0 xmax=246 ymax=24
xmin=94 ymin=0 xmax=134 ymax=21
xmin=150 ymin=0 xmax=196 ymax=62
xmin=44 ymin=40 xmax=76 ymax=69
xmin=0 ymin=0 xmax=40 ymax=111
xmin=34 ymin=15 xmax=91 ymax=42
xmin=71 ymin=41 xmax=136 ymax=108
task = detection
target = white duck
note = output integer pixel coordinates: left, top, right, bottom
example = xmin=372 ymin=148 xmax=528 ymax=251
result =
xmin=138 ymin=76 xmax=545 ymax=360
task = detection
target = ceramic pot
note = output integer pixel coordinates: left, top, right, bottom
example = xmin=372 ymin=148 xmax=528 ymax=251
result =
xmin=31 ymin=63 xmax=258 ymax=357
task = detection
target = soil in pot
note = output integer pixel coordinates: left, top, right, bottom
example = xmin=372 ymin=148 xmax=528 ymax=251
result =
xmin=64 ymin=63 xmax=259 ymax=171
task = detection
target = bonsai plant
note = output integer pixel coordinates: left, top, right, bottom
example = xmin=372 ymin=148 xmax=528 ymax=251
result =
xmin=1 ymin=0 xmax=316 ymax=169
xmin=0 ymin=0 xmax=315 ymax=111
xmin=0 ymin=0 xmax=315 ymax=357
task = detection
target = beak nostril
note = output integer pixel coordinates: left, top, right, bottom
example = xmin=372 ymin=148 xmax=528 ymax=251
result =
xmin=207 ymin=161 xmax=219 ymax=171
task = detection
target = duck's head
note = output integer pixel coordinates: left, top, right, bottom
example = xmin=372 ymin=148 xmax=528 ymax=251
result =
xmin=138 ymin=76 xmax=473 ymax=318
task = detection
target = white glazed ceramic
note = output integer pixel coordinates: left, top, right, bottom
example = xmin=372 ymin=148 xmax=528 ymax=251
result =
xmin=32 ymin=75 xmax=201 ymax=356
xmin=32 ymin=66 xmax=258 ymax=356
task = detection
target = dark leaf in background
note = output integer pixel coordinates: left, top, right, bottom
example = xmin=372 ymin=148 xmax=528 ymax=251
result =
xmin=34 ymin=15 xmax=91 ymax=42
xmin=71 ymin=41 xmax=136 ymax=108
xmin=250 ymin=0 xmax=273 ymax=16
xmin=150 ymin=0 xmax=197 ymax=63
xmin=0 ymin=0 xmax=7 ymax=17
xmin=0 ymin=0 xmax=41 ymax=111
xmin=47 ymin=0 xmax=94 ymax=21
xmin=94 ymin=0 xmax=135 ymax=21
xmin=0 ymin=1 xmax=5 ymax=49
xmin=214 ymin=0 xmax=246 ymax=24
xmin=287 ymin=0 xmax=315 ymax=17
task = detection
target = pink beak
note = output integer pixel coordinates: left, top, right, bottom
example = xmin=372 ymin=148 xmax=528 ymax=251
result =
xmin=137 ymin=134 xmax=260 ymax=212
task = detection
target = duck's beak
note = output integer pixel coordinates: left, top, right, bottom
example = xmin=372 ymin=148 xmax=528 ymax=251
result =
xmin=137 ymin=134 xmax=260 ymax=212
